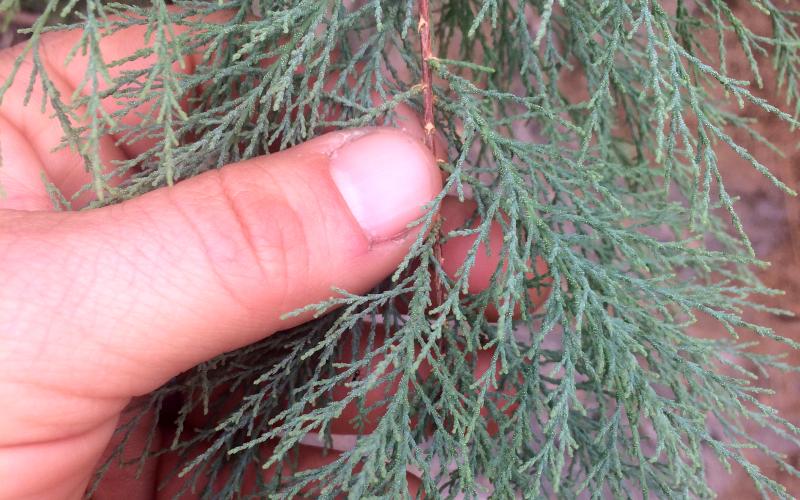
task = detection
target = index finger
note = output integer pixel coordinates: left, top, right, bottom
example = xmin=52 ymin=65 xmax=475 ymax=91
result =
xmin=0 ymin=9 xmax=213 ymax=157
xmin=0 ymin=11 xmax=218 ymax=208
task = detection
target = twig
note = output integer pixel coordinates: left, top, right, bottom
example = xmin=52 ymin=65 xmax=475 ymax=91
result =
xmin=418 ymin=0 xmax=444 ymax=308
xmin=418 ymin=0 xmax=436 ymax=155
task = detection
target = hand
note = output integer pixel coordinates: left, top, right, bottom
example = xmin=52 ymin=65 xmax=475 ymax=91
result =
xmin=0 ymin=24 xmax=442 ymax=498
xmin=0 ymin=18 xmax=550 ymax=499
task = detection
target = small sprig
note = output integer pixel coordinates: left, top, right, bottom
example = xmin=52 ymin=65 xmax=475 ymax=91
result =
xmin=2 ymin=1 xmax=799 ymax=498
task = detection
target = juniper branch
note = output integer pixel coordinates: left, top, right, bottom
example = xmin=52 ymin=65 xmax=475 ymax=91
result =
xmin=2 ymin=1 xmax=799 ymax=498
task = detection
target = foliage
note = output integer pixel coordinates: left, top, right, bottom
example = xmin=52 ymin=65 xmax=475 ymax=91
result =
xmin=2 ymin=0 xmax=800 ymax=498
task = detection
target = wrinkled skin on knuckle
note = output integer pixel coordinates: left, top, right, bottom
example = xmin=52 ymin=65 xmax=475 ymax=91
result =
xmin=191 ymin=168 xmax=313 ymax=315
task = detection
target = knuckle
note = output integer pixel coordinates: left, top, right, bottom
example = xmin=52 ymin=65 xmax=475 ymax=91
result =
xmin=204 ymin=169 xmax=313 ymax=311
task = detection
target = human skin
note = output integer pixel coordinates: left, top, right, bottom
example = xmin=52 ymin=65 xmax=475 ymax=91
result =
xmin=0 ymin=22 xmax=546 ymax=499
xmin=0 ymin=21 xmax=443 ymax=497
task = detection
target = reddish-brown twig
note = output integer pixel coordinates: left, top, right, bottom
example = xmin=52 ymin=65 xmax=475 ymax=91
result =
xmin=418 ymin=0 xmax=436 ymax=155
xmin=418 ymin=0 xmax=445 ymax=308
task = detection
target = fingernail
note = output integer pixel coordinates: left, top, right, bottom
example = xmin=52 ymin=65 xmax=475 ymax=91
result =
xmin=330 ymin=128 xmax=441 ymax=242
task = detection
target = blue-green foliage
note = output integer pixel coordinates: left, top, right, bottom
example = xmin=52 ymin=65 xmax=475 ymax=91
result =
xmin=2 ymin=0 xmax=800 ymax=498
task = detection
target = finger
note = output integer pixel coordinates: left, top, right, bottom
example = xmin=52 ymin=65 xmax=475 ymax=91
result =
xmin=0 ymin=127 xmax=441 ymax=399
xmin=439 ymin=197 xmax=551 ymax=320
xmin=0 ymin=51 xmax=129 ymax=208
xmin=178 ymin=324 xmax=427 ymax=434
xmin=466 ymin=347 xmax=521 ymax=437
xmin=156 ymin=441 xmax=423 ymax=499
xmin=0 ymin=13 xmax=436 ymax=209
xmin=325 ymin=324 xmax=516 ymax=437
xmin=395 ymin=197 xmax=552 ymax=320
xmin=0 ymin=113 xmax=57 ymax=210
xmin=0 ymin=416 xmax=118 ymax=500
xmin=179 ymin=323 xmax=513 ymax=438
xmin=0 ymin=12 xmax=204 ymax=151
xmin=327 ymin=324 xmax=431 ymax=435
xmin=92 ymin=403 xmax=163 ymax=500
xmin=0 ymin=12 xmax=211 ymax=206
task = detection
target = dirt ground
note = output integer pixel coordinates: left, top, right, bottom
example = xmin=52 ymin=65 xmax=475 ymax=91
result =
xmin=2 ymin=2 xmax=799 ymax=497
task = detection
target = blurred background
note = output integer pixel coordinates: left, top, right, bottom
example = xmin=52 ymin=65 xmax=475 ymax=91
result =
xmin=691 ymin=2 xmax=800 ymax=496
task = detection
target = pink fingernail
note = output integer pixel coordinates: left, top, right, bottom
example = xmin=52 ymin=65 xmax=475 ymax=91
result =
xmin=330 ymin=128 xmax=441 ymax=242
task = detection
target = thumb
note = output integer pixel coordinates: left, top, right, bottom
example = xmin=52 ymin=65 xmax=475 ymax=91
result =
xmin=0 ymin=128 xmax=440 ymax=396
